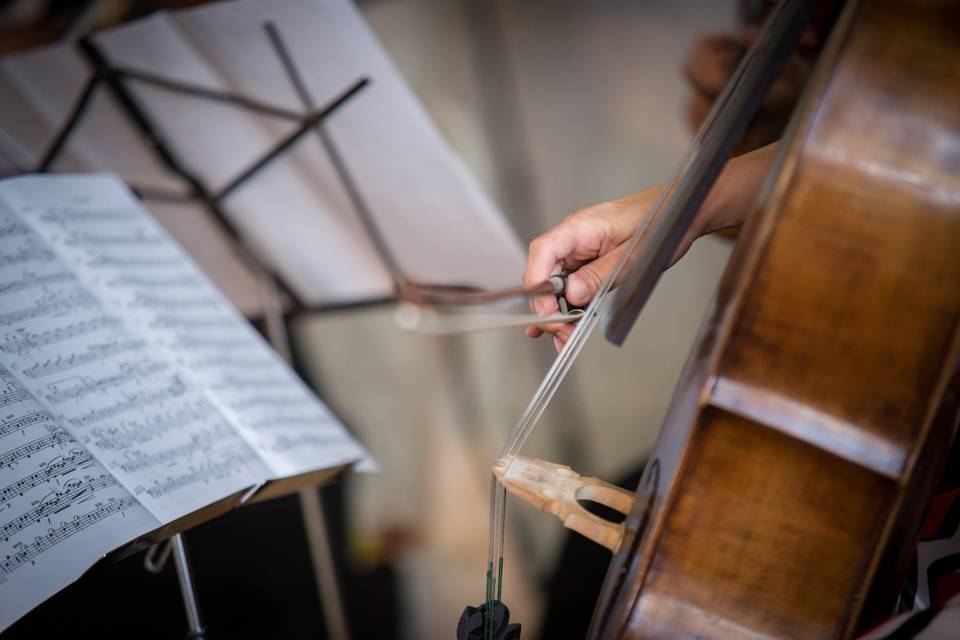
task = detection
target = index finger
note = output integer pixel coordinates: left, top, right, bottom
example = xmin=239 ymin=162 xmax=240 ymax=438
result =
xmin=523 ymin=225 xmax=585 ymax=317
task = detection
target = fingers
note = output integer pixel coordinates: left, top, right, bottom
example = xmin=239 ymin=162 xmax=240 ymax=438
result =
xmin=523 ymin=289 xmax=561 ymax=339
xmin=564 ymin=248 xmax=624 ymax=307
xmin=550 ymin=323 xmax=575 ymax=352
xmin=527 ymin=316 xmax=575 ymax=346
xmin=522 ymin=187 xmax=660 ymax=344
xmin=522 ymin=225 xmax=586 ymax=314
xmin=523 ymin=215 xmax=604 ymax=337
xmin=522 ymin=234 xmax=564 ymax=333
xmin=526 ymin=246 xmax=625 ymax=345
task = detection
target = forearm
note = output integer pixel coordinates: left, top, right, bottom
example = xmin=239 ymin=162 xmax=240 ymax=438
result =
xmin=699 ymin=141 xmax=779 ymax=235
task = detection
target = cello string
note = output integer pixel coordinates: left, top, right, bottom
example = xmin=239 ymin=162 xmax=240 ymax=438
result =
xmin=480 ymin=0 xmax=803 ymax=627
xmin=481 ymin=159 xmax=690 ymax=635
xmin=481 ymin=177 xmax=665 ymax=633
xmin=493 ymin=0 xmax=811 ymax=469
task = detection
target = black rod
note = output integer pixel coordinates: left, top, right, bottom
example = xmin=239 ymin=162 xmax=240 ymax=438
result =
xmin=76 ymin=36 xmax=307 ymax=310
xmin=263 ymin=21 xmax=406 ymax=286
xmin=212 ymin=76 xmax=369 ymax=204
xmin=114 ymin=65 xmax=303 ymax=122
xmin=129 ymin=184 xmax=195 ymax=204
xmin=38 ymin=74 xmax=99 ymax=172
xmin=0 ymin=128 xmax=33 ymax=174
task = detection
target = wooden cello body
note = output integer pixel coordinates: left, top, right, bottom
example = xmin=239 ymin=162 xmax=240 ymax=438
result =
xmin=589 ymin=1 xmax=960 ymax=637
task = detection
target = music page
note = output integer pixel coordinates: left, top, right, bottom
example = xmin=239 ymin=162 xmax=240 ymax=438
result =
xmin=0 ymin=365 xmax=159 ymax=632
xmin=0 ymin=173 xmax=370 ymax=631
xmin=0 ymin=197 xmax=269 ymax=523
xmin=1 ymin=173 xmax=368 ymax=478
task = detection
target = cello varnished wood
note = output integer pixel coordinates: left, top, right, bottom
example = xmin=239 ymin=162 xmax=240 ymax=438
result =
xmin=590 ymin=0 xmax=960 ymax=637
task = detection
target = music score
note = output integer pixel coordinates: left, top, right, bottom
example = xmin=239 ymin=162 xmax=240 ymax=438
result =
xmin=0 ymin=174 xmax=368 ymax=632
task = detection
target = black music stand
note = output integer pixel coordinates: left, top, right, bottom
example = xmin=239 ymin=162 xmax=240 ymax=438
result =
xmin=0 ymin=16 xmax=553 ymax=638
xmin=10 ymin=21 xmax=395 ymax=640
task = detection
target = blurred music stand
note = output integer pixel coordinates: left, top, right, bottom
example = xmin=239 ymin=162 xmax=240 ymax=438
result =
xmin=0 ymin=12 xmax=561 ymax=637
xmin=11 ymin=22 xmax=390 ymax=640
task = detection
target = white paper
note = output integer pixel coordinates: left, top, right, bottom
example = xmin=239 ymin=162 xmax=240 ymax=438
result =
xmin=5 ymin=174 xmax=368 ymax=477
xmin=0 ymin=0 xmax=525 ymax=311
xmin=0 ymin=194 xmax=268 ymax=523
xmin=0 ymin=172 xmax=371 ymax=631
xmin=0 ymin=365 xmax=159 ymax=632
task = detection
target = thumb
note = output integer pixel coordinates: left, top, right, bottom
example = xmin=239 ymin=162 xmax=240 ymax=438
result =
xmin=565 ymin=249 xmax=623 ymax=307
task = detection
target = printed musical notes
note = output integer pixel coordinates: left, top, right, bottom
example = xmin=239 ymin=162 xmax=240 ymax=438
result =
xmin=0 ymin=270 xmax=76 ymax=297
xmin=0 ymin=365 xmax=157 ymax=629
xmin=10 ymin=174 xmax=367 ymax=478
xmin=0 ymin=411 xmax=48 ymax=439
xmin=1 ymin=317 xmax=122 ymax=357
xmin=0 ymin=173 xmax=368 ymax=631
xmin=0 ymin=496 xmax=142 ymax=582
xmin=0 ymin=382 xmax=29 ymax=411
xmin=21 ymin=338 xmax=145 ymax=380
xmin=0 ymin=237 xmax=54 ymax=269
xmin=1 ymin=472 xmax=118 ymax=541
xmin=0 ymin=198 xmax=270 ymax=523
xmin=0 ymin=287 xmax=96 ymax=328
xmin=0 ymin=431 xmax=71 ymax=469
xmin=0 ymin=449 xmax=94 ymax=504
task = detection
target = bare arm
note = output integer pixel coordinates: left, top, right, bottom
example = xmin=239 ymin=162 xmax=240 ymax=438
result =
xmin=523 ymin=141 xmax=778 ymax=351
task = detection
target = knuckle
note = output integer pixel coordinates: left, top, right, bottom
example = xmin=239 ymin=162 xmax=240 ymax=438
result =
xmin=581 ymin=267 xmax=604 ymax=294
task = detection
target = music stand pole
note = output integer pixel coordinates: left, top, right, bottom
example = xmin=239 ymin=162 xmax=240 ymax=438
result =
xmin=257 ymin=268 xmax=351 ymax=640
xmin=172 ymin=534 xmax=206 ymax=639
xmin=67 ymin=31 xmax=365 ymax=640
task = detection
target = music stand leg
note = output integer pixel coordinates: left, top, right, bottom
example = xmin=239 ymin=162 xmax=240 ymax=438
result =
xmin=256 ymin=270 xmax=352 ymax=640
xmin=172 ymin=533 xmax=206 ymax=639
xmin=300 ymin=490 xmax=351 ymax=640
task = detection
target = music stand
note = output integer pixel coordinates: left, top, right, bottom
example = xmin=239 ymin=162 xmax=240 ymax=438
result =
xmin=12 ymin=21 xmax=389 ymax=640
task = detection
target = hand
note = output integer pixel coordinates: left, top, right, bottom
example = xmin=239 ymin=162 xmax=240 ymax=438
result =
xmin=523 ymin=142 xmax=778 ymax=351
xmin=521 ymin=187 xmax=690 ymax=351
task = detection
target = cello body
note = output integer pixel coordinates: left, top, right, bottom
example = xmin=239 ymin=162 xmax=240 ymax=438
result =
xmin=589 ymin=1 xmax=960 ymax=637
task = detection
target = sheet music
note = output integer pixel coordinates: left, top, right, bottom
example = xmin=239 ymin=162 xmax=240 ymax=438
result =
xmin=0 ymin=0 xmax=526 ymax=309
xmin=2 ymin=173 xmax=367 ymax=478
xmin=0 ymin=195 xmax=270 ymax=523
xmin=0 ymin=365 xmax=159 ymax=631
xmin=0 ymin=173 xmax=370 ymax=631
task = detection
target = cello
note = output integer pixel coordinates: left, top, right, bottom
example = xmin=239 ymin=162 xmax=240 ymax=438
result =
xmin=488 ymin=0 xmax=960 ymax=638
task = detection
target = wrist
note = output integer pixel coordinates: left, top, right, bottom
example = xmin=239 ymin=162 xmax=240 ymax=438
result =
xmin=699 ymin=141 xmax=779 ymax=235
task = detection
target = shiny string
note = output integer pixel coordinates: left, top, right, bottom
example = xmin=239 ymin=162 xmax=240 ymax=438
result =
xmin=479 ymin=1 xmax=799 ymax=630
